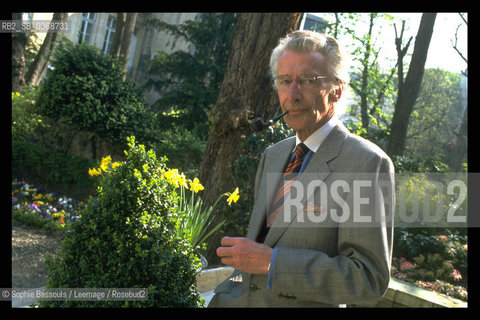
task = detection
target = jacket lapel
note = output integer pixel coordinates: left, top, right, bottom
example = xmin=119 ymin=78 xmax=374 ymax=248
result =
xmin=247 ymin=137 xmax=295 ymax=241
xmin=264 ymin=123 xmax=350 ymax=247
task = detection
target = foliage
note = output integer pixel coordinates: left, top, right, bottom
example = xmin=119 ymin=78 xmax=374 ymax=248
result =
xmin=12 ymin=139 xmax=96 ymax=200
xmin=393 ymin=169 xmax=467 ymax=238
xmin=171 ymin=169 xmax=239 ymax=251
xmin=23 ymin=30 xmax=42 ymax=71
xmin=143 ymin=13 xmax=237 ymax=134
xmin=322 ymin=13 xmax=466 ymax=168
xmin=344 ymin=118 xmax=390 ymax=150
xmin=393 ymin=228 xmax=467 ymax=301
xmin=35 ymin=38 xmax=156 ymax=147
xmin=153 ymin=121 xmax=206 ymax=178
xmin=405 ymin=69 xmax=464 ymax=160
xmin=414 ymin=279 xmax=467 ymax=301
xmin=395 ymin=229 xmax=467 ymax=262
xmin=12 ymin=87 xmax=48 ymax=142
xmin=12 ymin=180 xmax=85 ymax=232
xmin=40 ymin=136 xmax=203 ymax=307
xmin=393 ymin=155 xmax=451 ymax=173
xmin=391 ymin=257 xmax=467 ymax=301
xmin=326 ymin=13 xmax=396 ymax=135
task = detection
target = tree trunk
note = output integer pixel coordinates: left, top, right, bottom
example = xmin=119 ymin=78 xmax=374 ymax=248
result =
xmin=359 ymin=14 xmax=374 ymax=131
xmin=110 ymin=13 xmax=126 ymax=57
xmin=12 ymin=12 xmax=26 ymax=93
xmin=120 ymin=13 xmax=137 ymax=80
xmin=387 ymin=13 xmax=436 ymax=158
xmin=24 ymin=12 xmax=68 ymax=87
xmin=110 ymin=13 xmax=136 ymax=80
xmin=199 ymin=12 xmax=302 ymax=263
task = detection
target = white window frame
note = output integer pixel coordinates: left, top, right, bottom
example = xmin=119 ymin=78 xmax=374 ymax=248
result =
xmin=102 ymin=15 xmax=116 ymax=54
xmin=78 ymin=12 xmax=96 ymax=44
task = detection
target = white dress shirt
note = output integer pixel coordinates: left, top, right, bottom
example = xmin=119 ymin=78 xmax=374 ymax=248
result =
xmin=295 ymin=114 xmax=339 ymax=153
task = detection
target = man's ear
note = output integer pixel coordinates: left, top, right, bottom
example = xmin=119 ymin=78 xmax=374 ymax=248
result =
xmin=329 ymin=82 xmax=344 ymax=102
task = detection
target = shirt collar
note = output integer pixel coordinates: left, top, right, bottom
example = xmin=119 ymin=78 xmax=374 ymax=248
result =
xmin=295 ymin=114 xmax=339 ymax=153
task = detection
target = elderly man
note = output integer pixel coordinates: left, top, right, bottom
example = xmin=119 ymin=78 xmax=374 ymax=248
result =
xmin=209 ymin=30 xmax=395 ymax=308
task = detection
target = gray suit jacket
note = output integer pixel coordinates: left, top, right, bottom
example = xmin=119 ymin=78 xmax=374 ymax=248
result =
xmin=209 ymin=122 xmax=395 ymax=307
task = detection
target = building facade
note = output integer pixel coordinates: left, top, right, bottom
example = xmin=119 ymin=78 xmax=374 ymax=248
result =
xmin=24 ymin=12 xmax=200 ymax=105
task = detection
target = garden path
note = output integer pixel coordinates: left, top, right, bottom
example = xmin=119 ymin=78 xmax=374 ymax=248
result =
xmin=11 ymin=220 xmax=64 ymax=289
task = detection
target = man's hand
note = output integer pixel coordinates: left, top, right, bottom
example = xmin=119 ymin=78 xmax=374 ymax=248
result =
xmin=216 ymin=237 xmax=273 ymax=274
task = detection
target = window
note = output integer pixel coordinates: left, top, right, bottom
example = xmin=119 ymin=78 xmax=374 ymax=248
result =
xmin=78 ymin=12 xmax=96 ymax=44
xmin=102 ymin=15 xmax=116 ymax=54
xmin=302 ymin=14 xmax=327 ymax=33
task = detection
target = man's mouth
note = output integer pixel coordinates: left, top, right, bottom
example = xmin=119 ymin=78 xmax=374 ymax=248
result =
xmin=287 ymin=108 xmax=307 ymax=115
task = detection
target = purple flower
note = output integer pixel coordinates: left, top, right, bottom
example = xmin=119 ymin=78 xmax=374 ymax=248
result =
xmin=28 ymin=203 xmax=39 ymax=211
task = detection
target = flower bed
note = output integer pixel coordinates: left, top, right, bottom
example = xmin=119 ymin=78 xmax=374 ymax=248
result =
xmin=391 ymin=254 xmax=467 ymax=301
xmin=12 ymin=180 xmax=85 ymax=232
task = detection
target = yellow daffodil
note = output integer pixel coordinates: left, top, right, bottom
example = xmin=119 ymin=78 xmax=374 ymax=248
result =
xmin=88 ymin=168 xmax=102 ymax=176
xmin=100 ymin=156 xmax=112 ymax=172
xmin=164 ymin=168 xmax=179 ymax=185
xmin=189 ymin=178 xmax=204 ymax=193
xmin=163 ymin=168 xmax=188 ymax=188
xmin=177 ymin=172 xmax=188 ymax=188
xmin=226 ymin=187 xmax=240 ymax=206
xmin=89 ymin=156 xmax=121 ymax=176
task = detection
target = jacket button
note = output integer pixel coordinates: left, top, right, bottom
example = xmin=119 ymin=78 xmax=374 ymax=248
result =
xmin=249 ymin=284 xmax=260 ymax=292
xmin=279 ymin=293 xmax=297 ymax=300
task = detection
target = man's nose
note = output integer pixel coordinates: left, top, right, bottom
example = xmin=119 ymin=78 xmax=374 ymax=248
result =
xmin=286 ymin=81 xmax=302 ymax=99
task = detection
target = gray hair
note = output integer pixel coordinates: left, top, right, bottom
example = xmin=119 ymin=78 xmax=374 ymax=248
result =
xmin=269 ymin=30 xmax=350 ymax=87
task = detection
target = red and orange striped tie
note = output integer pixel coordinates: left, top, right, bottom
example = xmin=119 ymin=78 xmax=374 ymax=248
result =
xmin=266 ymin=143 xmax=309 ymax=227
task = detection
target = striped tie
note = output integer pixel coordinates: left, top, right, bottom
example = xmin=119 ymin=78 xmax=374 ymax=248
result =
xmin=266 ymin=143 xmax=309 ymax=227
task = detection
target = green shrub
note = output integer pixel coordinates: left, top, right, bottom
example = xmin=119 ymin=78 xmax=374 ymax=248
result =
xmin=36 ymin=38 xmax=156 ymax=147
xmin=39 ymin=137 xmax=203 ymax=307
xmin=12 ymin=86 xmax=47 ymax=142
xmin=154 ymin=124 xmax=206 ymax=178
xmin=395 ymin=229 xmax=467 ymax=280
xmin=393 ymin=155 xmax=451 ymax=173
xmin=12 ymin=139 xmax=96 ymax=200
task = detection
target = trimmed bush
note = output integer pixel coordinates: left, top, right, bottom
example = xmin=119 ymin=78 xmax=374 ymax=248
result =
xmin=40 ymin=137 xmax=203 ymax=307
xmin=36 ymin=38 xmax=156 ymax=147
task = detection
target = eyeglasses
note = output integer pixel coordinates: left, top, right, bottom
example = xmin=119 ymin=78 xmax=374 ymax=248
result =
xmin=275 ymin=74 xmax=328 ymax=91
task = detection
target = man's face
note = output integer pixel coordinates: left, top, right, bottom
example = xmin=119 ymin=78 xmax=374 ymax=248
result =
xmin=276 ymin=50 xmax=339 ymax=141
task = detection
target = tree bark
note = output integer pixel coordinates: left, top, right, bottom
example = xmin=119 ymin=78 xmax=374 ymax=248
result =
xmin=394 ymin=20 xmax=413 ymax=97
xmin=199 ymin=12 xmax=302 ymax=263
xmin=110 ymin=13 xmax=126 ymax=57
xmin=387 ymin=13 xmax=436 ymax=158
xmin=119 ymin=13 xmax=137 ymax=80
xmin=24 ymin=12 xmax=68 ymax=87
xmin=12 ymin=12 xmax=26 ymax=93
xmin=359 ymin=14 xmax=374 ymax=131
